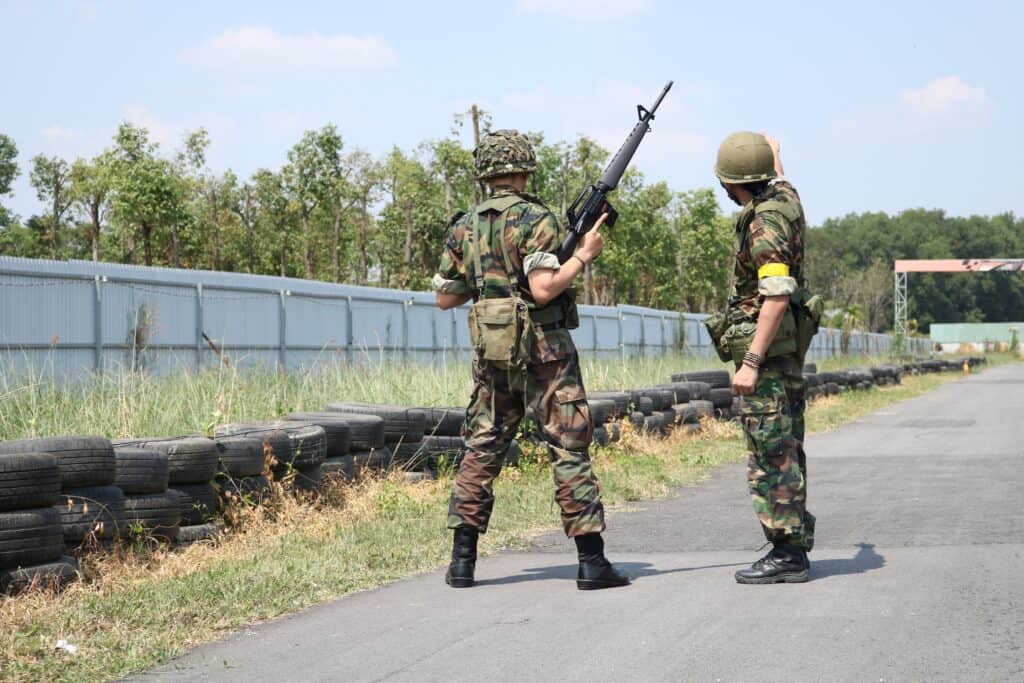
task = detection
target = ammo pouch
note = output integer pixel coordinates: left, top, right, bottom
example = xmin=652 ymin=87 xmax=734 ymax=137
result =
xmin=703 ymin=311 xmax=732 ymax=363
xmin=468 ymin=297 xmax=535 ymax=368
xmin=793 ymin=288 xmax=824 ymax=359
xmin=557 ymin=287 xmax=580 ymax=330
xmin=723 ymin=308 xmax=799 ymax=363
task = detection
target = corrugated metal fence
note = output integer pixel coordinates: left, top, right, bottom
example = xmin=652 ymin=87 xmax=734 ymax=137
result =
xmin=0 ymin=257 xmax=929 ymax=379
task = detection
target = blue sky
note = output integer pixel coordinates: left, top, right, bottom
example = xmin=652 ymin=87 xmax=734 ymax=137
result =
xmin=1 ymin=0 xmax=1019 ymax=225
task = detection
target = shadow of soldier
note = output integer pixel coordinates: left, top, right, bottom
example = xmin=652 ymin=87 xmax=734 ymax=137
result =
xmin=811 ymin=542 xmax=886 ymax=579
xmin=474 ymin=559 xmax=747 ymax=587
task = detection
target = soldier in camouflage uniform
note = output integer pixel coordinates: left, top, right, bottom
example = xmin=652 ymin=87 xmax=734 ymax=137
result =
xmin=716 ymin=131 xmax=816 ymax=584
xmin=433 ymin=129 xmax=629 ymax=591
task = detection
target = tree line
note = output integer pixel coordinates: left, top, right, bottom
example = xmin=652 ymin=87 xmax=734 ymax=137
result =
xmin=0 ymin=121 xmax=1020 ymax=332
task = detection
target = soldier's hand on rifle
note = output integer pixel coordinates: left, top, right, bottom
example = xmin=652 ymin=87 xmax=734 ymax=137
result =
xmin=576 ymin=213 xmax=608 ymax=263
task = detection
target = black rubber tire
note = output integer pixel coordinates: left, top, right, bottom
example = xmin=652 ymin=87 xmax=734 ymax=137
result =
xmin=351 ymin=447 xmax=393 ymax=472
xmin=682 ymin=423 xmax=701 ymax=436
xmin=213 ymin=436 xmax=265 ymax=478
xmin=277 ymin=424 xmax=327 ymax=468
xmin=635 ymin=396 xmax=655 ymax=416
xmin=587 ymin=392 xmax=630 ymax=418
xmin=289 ymin=464 xmax=323 ymax=491
xmin=629 ymin=411 xmax=645 ymax=429
xmin=653 ymin=383 xmax=692 ymax=405
xmin=422 ymin=408 xmax=466 ymax=437
xmin=214 ymin=424 xmax=291 ymax=470
xmin=671 ymin=370 xmax=730 ymax=389
xmin=0 ymin=555 xmax=79 ymax=594
xmin=283 ymin=413 xmax=352 ymax=457
xmin=324 ymin=403 xmax=427 ymax=443
xmin=217 ymin=475 xmax=271 ymax=507
xmin=660 ymin=409 xmax=678 ymax=427
xmin=826 ymin=382 xmax=841 ymax=395
xmin=0 ymin=453 xmax=61 ymax=510
xmin=177 ymin=523 xmax=219 ymax=545
xmin=113 ymin=447 xmax=169 ymax=495
xmin=170 ymin=483 xmax=217 ymax=526
xmin=818 ymin=372 xmax=840 ymax=384
xmin=115 ymin=437 xmax=219 ymax=485
xmin=321 ymin=456 xmax=356 ymax=482
xmin=587 ymin=399 xmax=616 ymax=426
xmin=803 ymin=363 xmax=818 ymax=374
xmin=675 ymin=404 xmax=699 ymax=425
xmin=805 ymin=373 xmax=821 ymax=388
xmin=639 ymin=388 xmax=675 ymax=411
xmin=690 ymin=400 xmax=715 ymax=420
xmin=412 ymin=436 xmax=466 ymax=469
xmin=58 ymin=485 xmax=125 ymax=542
xmin=642 ymin=414 xmax=666 ymax=433
xmin=666 ymin=381 xmax=710 ymax=401
xmin=592 ymin=426 xmax=609 ymax=447
xmin=124 ymin=491 xmax=180 ymax=541
xmin=0 ymin=507 xmax=64 ymax=570
xmin=391 ymin=438 xmax=427 ymax=468
xmin=709 ymin=387 xmax=734 ymax=409
xmin=0 ymin=436 xmax=114 ymax=489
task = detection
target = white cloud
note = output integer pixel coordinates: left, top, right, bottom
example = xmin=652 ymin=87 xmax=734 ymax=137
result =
xmin=181 ymin=26 xmax=398 ymax=72
xmin=517 ymin=0 xmax=652 ymax=19
xmin=900 ymin=76 xmax=988 ymax=116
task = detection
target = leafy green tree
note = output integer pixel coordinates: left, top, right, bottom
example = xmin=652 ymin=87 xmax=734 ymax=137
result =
xmin=283 ymin=125 xmax=345 ymax=279
xmin=0 ymin=133 xmax=18 ymax=227
xmin=251 ymin=168 xmax=295 ymax=276
xmin=29 ymin=154 xmax=73 ymax=259
xmin=674 ymin=189 xmax=733 ymax=313
xmin=107 ymin=123 xmax=179 ymax=266
xmin=69 ymin=153 xmax=113 ymax=262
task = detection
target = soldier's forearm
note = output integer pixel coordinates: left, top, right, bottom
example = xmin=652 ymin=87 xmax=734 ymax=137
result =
xmin=749 ymin=296 xmax=788 ymax=356
xmin=527 ymin=257 xmax=585 ymax=307
xmin=436 ymin=291 xmax=473 ymax=310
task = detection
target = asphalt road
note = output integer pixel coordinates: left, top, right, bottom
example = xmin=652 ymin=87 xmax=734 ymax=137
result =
xmin=135 ymin=363 xmax=1024 ymax=682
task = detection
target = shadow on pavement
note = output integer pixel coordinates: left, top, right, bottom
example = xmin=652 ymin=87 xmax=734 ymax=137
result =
xmin=812 ymin=543 xmax=886 ymax=579
xmin=475 ymin=560 xmax=746 ymax=587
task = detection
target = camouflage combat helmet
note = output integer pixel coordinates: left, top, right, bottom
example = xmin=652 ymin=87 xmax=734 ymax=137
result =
xmin=714 ymin=131 xmax=777 ymax=184
xmin=473 ymin=129 xmax=537 ymax=179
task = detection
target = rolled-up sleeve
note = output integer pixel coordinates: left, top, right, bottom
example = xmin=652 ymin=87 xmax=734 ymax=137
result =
xmin=750 ymin=211 xmax=798 ymax=297
xmin=521 ymin=210 xmax=562 ymax=275
xmin=433 ymin=223 xmax=471 ymax=294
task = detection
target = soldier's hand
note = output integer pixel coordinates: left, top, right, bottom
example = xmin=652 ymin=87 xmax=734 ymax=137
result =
xmin=577 ymin=213 xmax=608 ymax=263
xmin=732 ymin=364 xmax=758 ymax=396
xmin=760 ymin=131 xmax=780 ymax=157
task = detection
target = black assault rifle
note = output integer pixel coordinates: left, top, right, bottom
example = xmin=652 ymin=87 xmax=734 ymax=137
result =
xmin=557 ymin=81 xmax=673 ymax=264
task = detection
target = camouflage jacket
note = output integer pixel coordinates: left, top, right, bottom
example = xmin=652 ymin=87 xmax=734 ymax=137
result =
xmin=432 ymin=189 xmax=575 ymax=363
xmin=730 ymin=180 xmax=807 ymax=320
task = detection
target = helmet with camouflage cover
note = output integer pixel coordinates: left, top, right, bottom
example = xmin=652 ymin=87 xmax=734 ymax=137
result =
xmin=714 ymin=131 xmax=777 ymax=184
xmin=473 ymin=129 xmax=537 ymax=179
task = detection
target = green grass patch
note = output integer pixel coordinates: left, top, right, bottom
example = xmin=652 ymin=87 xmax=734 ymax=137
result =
xmin=0 ymin=356 xmax=1015 ymax=682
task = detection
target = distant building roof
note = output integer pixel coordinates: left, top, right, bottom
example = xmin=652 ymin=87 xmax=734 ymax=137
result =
xmin=930 ymin=322 xmax=1022 ymax=344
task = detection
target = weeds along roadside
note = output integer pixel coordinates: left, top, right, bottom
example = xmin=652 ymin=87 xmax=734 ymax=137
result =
xmin=0 ymin=352 xmax=907 ymax=441
xmin=0 ymin=362 xmax=1002 ymax=683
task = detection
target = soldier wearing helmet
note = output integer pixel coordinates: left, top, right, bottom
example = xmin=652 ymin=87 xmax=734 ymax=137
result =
xmin=715 ymin=131 xmax=816 ymax=584
xmin=433 ymin=129 xmax=629 ymax=591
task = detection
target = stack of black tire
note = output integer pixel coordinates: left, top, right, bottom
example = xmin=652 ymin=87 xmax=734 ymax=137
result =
xmin=0 ymin=437 xmax=108 ymax=593
xmin=114 ymin=436 xmax=222 ymax=544
xmin=213 ymin=422 xmax=328 ymax=493
xmin=324 ymin=403 xmax=425 ymax=473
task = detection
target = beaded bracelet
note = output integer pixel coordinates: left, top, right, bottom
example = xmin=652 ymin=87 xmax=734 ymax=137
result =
xmin=742 ymin=351 xmax=764 ymax=369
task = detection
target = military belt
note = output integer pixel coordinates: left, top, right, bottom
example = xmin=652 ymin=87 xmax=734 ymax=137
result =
xmin=535 ymin=321 xmax=566 ymax=332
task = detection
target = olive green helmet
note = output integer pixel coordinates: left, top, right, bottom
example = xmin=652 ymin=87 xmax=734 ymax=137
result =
xmin=473 ymin=129 xmax=537 ymax=180
xmin=714 ymin=131 xmax=777 ymax=184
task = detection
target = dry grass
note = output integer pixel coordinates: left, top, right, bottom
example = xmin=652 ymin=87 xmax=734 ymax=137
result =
xmin=0 ymin=358 xmax=1014 ymax=682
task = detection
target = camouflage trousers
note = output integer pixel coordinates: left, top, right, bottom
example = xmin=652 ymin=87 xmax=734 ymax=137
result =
xmin=738 ymin=356 xmax=816 ymax=552
xmin=447 ymin=352 xmax=605 ymax=538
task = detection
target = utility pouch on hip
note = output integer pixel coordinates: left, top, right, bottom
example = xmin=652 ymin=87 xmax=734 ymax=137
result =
xmin=703 ymin=311 xmax=732 ymax=363
xmin=559 ymin=287 xmax=580 ymax=330
xmin=724 ymin=308 xmax=799 ymax=362
xmin=468 ymin=297 xmax=534 ymax=368
xmin=793 ymin=289 xmax=824 ymax=359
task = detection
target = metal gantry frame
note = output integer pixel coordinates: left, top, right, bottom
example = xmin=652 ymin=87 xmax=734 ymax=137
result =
xmin=894 ymin=271 xmax=908 ymax=355
xmin=893 ymin=259 xmax=1024 ymax=357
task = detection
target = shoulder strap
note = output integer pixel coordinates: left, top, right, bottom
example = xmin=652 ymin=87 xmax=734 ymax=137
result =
xmin=471 ymin=204 xmax=520 ymax=298
xmin=754 ymin=198 xmax=802 ymax=223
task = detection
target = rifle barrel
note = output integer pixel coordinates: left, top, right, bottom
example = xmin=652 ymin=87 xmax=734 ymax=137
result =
xmin=597 ymin=81 xmax=674 ymax=192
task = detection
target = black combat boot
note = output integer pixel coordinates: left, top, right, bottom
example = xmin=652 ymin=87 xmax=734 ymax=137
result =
xmin=734 ymin=543 xmax=810 ymax=584
xmin=445 ymin=526 xmax=479 ymax=588
xmin=575 ymin=533 xmax=631 ymax=590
